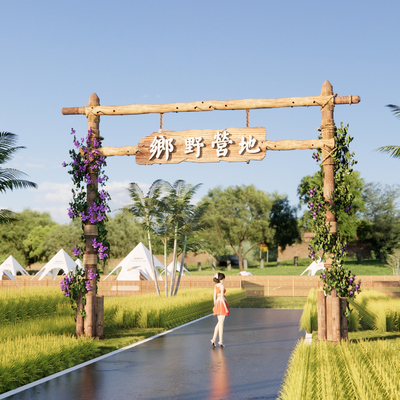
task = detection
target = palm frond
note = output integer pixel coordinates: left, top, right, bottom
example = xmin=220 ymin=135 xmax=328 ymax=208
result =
xmin=374 ymin=145 xmax=400 ymax=158
xmin=0 ymin=132 xmax=25 ymax=164
xmin=128 ymin=182 xmax=145 ymax=206
xmin=0 ymin=168 xmax=37 ymax=193
xmin=0 ymin=209 xmax=16 ymax=224
xmin=148 ymin=179 xmax=164 ymax=198
xmin=386 ymin=104 xmax=400 ymax=120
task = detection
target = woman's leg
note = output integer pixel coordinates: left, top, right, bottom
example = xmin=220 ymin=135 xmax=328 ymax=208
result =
xmin=217 ymin=315 xmax=225 ymax=345
xmin=212 ymin=318 xmax=219 ymax=343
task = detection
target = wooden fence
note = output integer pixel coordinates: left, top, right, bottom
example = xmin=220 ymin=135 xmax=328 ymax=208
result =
xmin=1 ymin=275 xmax=399 ymax=297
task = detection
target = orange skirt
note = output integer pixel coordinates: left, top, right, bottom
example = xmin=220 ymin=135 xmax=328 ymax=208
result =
xmin=213 ymin=298 xmax=230 ymax=316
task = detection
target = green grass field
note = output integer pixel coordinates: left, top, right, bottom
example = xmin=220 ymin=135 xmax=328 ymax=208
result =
xmin=184 ymin=257 xmax=393 ymax=276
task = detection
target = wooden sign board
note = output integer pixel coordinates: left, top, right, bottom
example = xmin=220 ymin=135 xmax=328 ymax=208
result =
xmin=135 ymin=127 xmax=266 ymax=165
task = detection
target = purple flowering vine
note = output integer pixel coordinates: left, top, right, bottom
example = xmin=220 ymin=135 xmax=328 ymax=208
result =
xmin=63 ymin=127 xmax=111 ymax=265
xmin=60 ymin=266 xmax=99 ymax=318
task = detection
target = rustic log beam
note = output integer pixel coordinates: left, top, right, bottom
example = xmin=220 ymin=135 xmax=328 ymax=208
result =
xmin=91 ymin=138 xmax=334 ymax=157
xmin=263 ymin=138 xmax=334 ymax=151
xmin=62 ymin=94 xmax=360 ymax=116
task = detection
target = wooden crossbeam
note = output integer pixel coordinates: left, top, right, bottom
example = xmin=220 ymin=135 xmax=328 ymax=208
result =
xmin=62 ymin=95 xmax=360 ymax=116
xmin=84 ymin=138 xmax=334 ymax=157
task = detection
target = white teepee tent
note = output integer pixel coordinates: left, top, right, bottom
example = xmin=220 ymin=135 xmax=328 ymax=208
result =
xmin=0 ymin=269 xmax=15 ymax=280
xmin=32 ymin=249 xmax=78 ymax=281
xmin=75 ymin=258 xmax=84 ymax=271
xmin=0 ymin=255 xmax=29 ymax=277
xmin=300 ymin=259 xmax=325 ymax=276
xmin=164 ymin=260 xmax=191 ymax=276
xmin=104 ymin=242 xmax=165 ymax=281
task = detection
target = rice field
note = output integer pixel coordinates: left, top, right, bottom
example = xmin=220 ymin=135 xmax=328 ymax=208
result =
xmin=299 ymin=289 xmax=400 ymax=334
xmin=0 ymin=286 xmax=245 ymax=394
xmin=279 ymin=338 xmax=400 ymax=400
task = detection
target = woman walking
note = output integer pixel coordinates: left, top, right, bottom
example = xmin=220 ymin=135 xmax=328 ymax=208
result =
xmin=211 ymin=272 xmax=230 ymax=348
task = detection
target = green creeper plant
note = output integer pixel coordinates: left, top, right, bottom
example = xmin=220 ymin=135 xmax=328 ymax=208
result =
xmin=308 ymin=123 xmax=361 ymax=304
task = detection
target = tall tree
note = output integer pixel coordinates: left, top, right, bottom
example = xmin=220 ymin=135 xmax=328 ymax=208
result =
xmin=41 ymin=221 xmax=82 ymax=261
xmin=375 ymin=104 xmax=400 ymax=158
xmin=162 ymin=180 xmax=202 ymax=296
xmin=200 ymin=185 xmax=274 ymax=270
xmin=359 ymin=182 xmax=400 ymax=261
xmin=269 ymin=196 xmax=301 ymax=250
xmin=0 ymin=209 xmax=54 ymax=266
xmin=297 ymin=170 xmax=365 ymax=241
xmin=173 ymin=195 xmax=208 ymax=295
xmin=0 ymin=132 xmax=37 ymax=223
xmin=106 ymin=210 xmax=147 ymax=259
xmin=126 ymin=180 xmax=163 ymax=296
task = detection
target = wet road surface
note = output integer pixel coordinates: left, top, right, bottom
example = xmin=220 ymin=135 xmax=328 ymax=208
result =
xmin=3 ymin=309 xmax=303 ymax=400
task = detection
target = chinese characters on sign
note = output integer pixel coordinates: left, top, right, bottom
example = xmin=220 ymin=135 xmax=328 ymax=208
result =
xmin=136 ymin=127 xmax=266 ymax=165
xmin=185 ymin=137 xmax=204 ymax=158
xmin=149 ymin=135 xmax=174 ymax=161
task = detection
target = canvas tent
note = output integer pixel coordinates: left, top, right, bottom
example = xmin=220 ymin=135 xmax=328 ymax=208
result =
xmin=301 ymin=259 xmax=325 ymax=276
xmin=75 ymin=258 xmax=84 ymax=271
xmin=0 ymin=269 xmax=15 ymax=280
xmin=0 ymin=255 xmax=29 ymax=277
xmin=104 ymin=242 xmax=165 ymax=281
xmin=163 ymin=260 xmax=192 ymax=276
xmin=238 ymin=271 xmax=253 ymax=276
xmin=32 ymin=249 xmax=79 ymax=281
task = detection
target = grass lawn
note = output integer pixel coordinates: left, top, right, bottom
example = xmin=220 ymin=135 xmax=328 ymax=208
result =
xmin=235 ymin=296 xmax=306 ymax=309
xmin=96 ymin=327 xmax=164 ymax=355
xmin=184 ymin=257 xmax=393 ymax=276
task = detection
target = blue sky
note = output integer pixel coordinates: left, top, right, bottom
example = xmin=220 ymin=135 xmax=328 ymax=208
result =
xmin=1 ymin=1 xmax=399 ymax=224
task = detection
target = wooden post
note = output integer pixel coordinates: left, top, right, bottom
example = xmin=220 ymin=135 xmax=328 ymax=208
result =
xmin=76 ymin=292 xmax=84 ymax=336
xmin=96 ymin=295 xmax=104 ymax=339
xmin=84 ymin=292 xmax=94 ymax=337
xmin=320 ymin=81 xmax=337 ymax=272
xmin=340 ymin=298 xmax=349 ymax=341
xmin=197 ymin=262 xmax=201 ymax=271
xmin=83 ymin=93 xmax=100 ymax=337
xmin=331 ymin=290 xmax=341 ymax=343
xmin=317 ymin=291 xmax=326 ymax=341
xmin=326 ymin=291 xmax=333 ymax=342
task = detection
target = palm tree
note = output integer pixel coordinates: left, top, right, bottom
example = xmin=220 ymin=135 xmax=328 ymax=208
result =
xmin=375 ymin=105 xmax=400 ymax=158
xmin=0 ymin=132 xmax=37 ymax=223
xmin=153 ymin=199 xmax=174 ymax=298
xmin=162 ymin=180 xmax=203 ymax=296
xmin=173 ymin=200 xmax=208 ymax=295
xmin=126 ymin=180 xmax=163 ymax=296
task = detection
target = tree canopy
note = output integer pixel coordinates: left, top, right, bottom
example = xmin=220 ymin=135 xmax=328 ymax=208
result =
xmin=269 ymin=196 xmax=300 ymax=250
xmin=200 ymin=185 xmax=275 ymax=270
xmin=297 ymin=170 xmax=365 ymax=241
xmin=359 ymin=182 xmax=400 ymax=260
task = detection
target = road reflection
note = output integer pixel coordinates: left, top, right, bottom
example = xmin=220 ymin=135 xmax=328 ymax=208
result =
xmin=208 ymin=349 xmax=230 ymax=399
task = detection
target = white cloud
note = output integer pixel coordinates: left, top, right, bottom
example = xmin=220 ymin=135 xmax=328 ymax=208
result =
xmin=1 ymin=180 xmax=159 ymax=224
xmin=26 ymin=163 xmax=46 ymax=169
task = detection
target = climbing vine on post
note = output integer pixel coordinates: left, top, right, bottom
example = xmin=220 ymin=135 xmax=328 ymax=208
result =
xmin=62 ymin=127 xmax=110 ymax=331
xmin=308 ymin=123 xmax=362 ymax=307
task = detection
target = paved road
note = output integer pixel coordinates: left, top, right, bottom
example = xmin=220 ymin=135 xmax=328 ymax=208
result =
xmin=3 ymin=309 xmax=303 ymax=400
